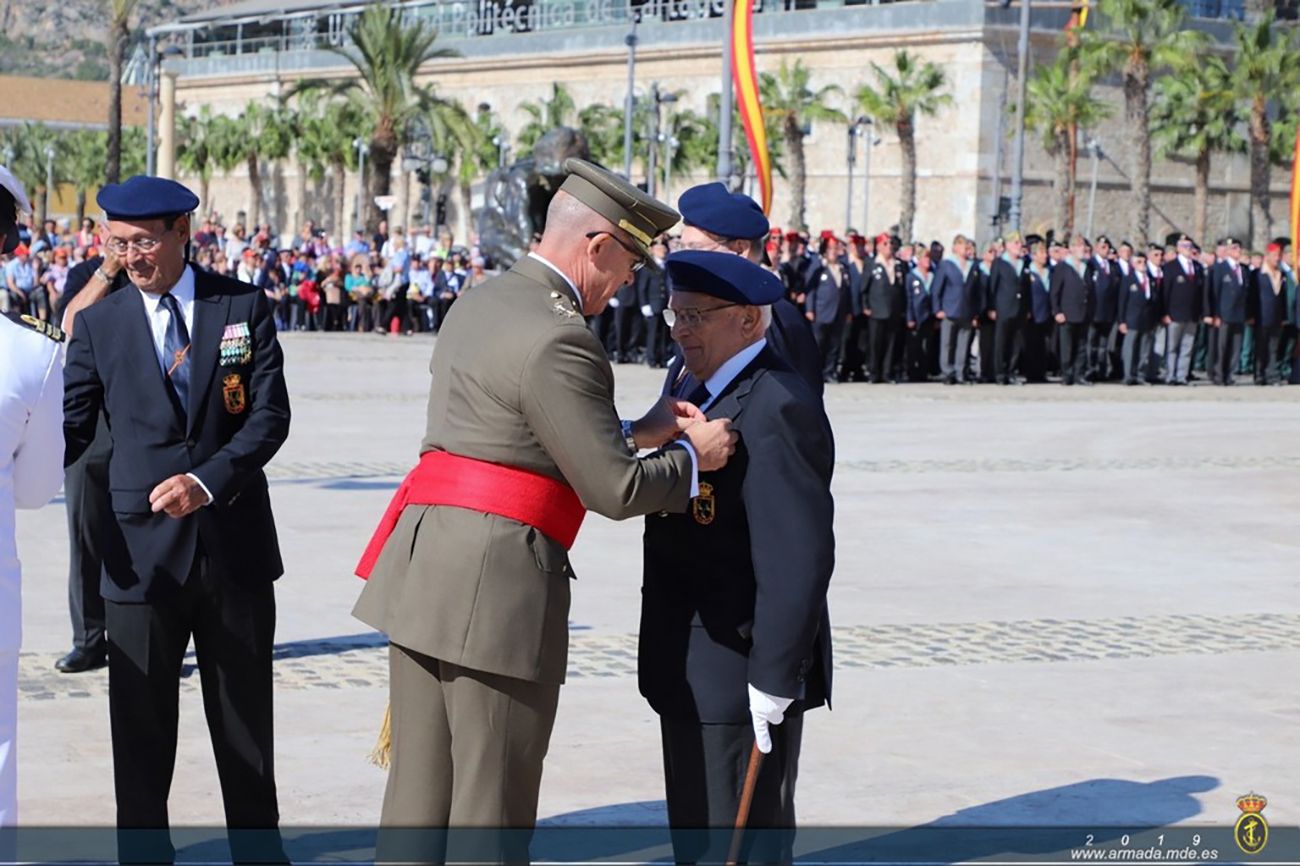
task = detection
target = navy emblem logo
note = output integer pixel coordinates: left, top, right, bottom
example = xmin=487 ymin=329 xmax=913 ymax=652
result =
xmin=692 ymin=482 xmax=716 ymax=526
xmin=1234 ymin=793 xmax=1269 ymax=855
xmin=222 ymin=373 xmax=247 ymax=415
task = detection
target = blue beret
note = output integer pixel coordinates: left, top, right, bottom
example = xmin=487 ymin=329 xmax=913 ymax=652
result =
xmin=665 ymin=250 xmax=784 ymax=306
xmin=678 ymin=183 xmax=769 ymax=240
xmin=97 ymin=175 xmax=199 ymax=221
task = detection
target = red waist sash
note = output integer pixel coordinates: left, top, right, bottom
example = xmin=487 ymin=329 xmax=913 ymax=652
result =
xmin=355 ymin=450 xmax=587 ymax=579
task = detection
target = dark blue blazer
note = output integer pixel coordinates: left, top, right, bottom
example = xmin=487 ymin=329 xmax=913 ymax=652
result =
xmin=988 ymin=256 xmax=1027 ymax=319
xmin=864 ymin=258 xmax=908 ymax=321
xmin=1088 ymin=257 xmax=1121 ymax=323
xmin=905 ymin=270 xmax=933 ymax=326
xmin=1117 ymin=271 xmax=1162 ymax=331
xmin=805 ymin=262 xmax=851 ymax=325
xmin=1255 ymin=269 xmax=1290 ymax=328
xmin=1027 ymin=266 xmax=1052 ymax=324
xmin=932 ymin=257 xmax=980 ymax=320
xmin=1050 ymin=259 xmax=1093 ymax=323
xmin=1161 ymin=258 xmax=1203 ymax=323
xmin=768 ymin=297 xmax=824 ymax=400
xmin=641 ymin=346 xmax=834 ymax=723
xmin=1210 ymin=260 xmax=1252 ymax=324
xmin=63 ymin=266 xmax=291 ymax=602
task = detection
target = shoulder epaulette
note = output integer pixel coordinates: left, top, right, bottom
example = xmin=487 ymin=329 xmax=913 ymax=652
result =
xmin=4 ymin=310 xmax=66 ymax=342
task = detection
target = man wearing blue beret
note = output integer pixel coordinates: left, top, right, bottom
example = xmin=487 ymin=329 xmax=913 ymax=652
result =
xmin=674 ymin=183 xmax=824 ymax=399
xmin=62 ymin=175 xmax=291 ymax=863
xmin=640 ymin=250 xmax=835 ymax=864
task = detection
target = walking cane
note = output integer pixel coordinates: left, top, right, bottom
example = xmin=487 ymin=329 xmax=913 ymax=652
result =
xmin=725 ymin=742 xmax=765 ymax=866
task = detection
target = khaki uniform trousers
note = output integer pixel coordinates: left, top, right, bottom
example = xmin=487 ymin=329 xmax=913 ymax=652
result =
xmin=377 ymin=643 xmax=561 ymax=865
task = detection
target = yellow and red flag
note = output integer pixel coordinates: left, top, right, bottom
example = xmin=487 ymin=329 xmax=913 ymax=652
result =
xmin=731 ymin=0 xmax=771 ymax=214
xmin=1291 ymin=124 xmax=1299 ymax=260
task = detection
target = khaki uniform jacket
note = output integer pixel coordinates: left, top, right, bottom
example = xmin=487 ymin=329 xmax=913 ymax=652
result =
xmin=353 ymin=255 xmax=693 ymax=684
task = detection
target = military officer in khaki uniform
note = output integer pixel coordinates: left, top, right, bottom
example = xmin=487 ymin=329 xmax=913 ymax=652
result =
xmin=352 ymin=159 xmax=737 ymax=863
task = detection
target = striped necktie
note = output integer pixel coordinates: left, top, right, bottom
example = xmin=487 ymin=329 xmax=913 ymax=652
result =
xmin=159 ymin=292 xmax=191 ymax=418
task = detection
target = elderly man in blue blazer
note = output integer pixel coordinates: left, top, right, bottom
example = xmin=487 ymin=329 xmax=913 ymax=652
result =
xmin=642 ymin=250 xmax=834 ymax=866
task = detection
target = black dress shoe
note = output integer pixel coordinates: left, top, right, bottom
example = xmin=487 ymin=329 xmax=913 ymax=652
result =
xmin=56 ymin=647 xmax=107 ymax=673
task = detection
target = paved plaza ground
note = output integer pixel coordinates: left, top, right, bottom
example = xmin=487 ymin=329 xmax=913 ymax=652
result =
xmin=13 ymin=332 xmax=1300 ymax=862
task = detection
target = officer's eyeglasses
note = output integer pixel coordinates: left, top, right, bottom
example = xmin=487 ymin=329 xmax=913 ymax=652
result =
xmin=586 ymin=231 xmax=645 ymax=272
xmin=663 ymin=304 xmax=739 ymax=329
xmin=105 ymin=236 xmax=165 ymax=255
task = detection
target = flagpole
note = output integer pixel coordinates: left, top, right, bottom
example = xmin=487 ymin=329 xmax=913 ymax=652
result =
xmin=717 ymin=0 xmax=735 ymax=188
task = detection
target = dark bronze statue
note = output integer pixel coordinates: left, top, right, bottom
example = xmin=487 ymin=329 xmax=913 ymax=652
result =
xmin=476 ymin=126 xmax=592 ymax=267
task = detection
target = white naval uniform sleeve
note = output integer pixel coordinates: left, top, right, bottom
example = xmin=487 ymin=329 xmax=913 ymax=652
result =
xmin=12 ymin=342 xmax=64 ymax=509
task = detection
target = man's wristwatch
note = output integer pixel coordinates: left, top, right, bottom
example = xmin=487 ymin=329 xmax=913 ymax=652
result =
xmin=93 ymin=267 xmax=115 ymax=284
xmin=620 ymin=420 xmax=638 ymax=453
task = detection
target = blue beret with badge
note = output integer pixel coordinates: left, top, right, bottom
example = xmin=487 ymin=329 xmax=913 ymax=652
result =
xmin=678 ymin=182 xmax=769 ymax=240
xmin=97 ymin=175 xmax=200 ymax=221
xmin=665 ymin=249 xmax=784 ymax=306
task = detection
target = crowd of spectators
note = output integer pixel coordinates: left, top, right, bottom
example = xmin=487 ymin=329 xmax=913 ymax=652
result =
xmin=1 ymin=213 xmax=495 ymax=336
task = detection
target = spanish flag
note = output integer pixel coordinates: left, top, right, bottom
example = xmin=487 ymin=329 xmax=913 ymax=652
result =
xmin=1291 ymin=124 xmax=1299 ymax=262
xmin=731 ymin=0 xmax=771 ymax=214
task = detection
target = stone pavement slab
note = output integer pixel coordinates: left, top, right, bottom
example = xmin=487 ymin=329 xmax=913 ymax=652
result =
xmin=13 ymin=332 xmax=1300 ymax=859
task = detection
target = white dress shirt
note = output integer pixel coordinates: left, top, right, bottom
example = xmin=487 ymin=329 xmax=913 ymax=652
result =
xmin=136 ymin=265 xmax=213 ymax=505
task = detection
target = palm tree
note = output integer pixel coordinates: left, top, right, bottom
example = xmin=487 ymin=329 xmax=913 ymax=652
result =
xmin=1232 ymin=12 xmax=1300 ymax=249
xmin=1150 ymin=57 xmax=1242 ymax=245
xmin=760 ymin=59 xmax=846 ymax=230
xmin=105 ymin=0 xmax=140 ymax=184
xmin=292 ymin=2 xmax=461 ymax=230
xmin=1080 ymin=0 xmax=1206 ymax=241
xmin=225 ymin=100 xmax=295 ymax=228
xmin=176 ymin=105 xmax=228 ymax=213
xmin=1022 ymin=47 xmax=1111 ymax=237
xmin=61 ymin=130 xmax=108 ymax=224
xmin=517 ymin=84 xmax=578 ymax=154
xmin=659 ymin=107 xmax=716 ymax=199
xmin=295 ymin=96 xmax=370 ymax=238
xmin=447 ymin=104 xmax=502 ymax=232
xmin=576 ymin=102 xmax=628 ymax=168
xmin=854 ymin=49 xmax=952 ymax=241
xmin=704 ymin=92 xmax=787 ymax=200
xmin=2 ymin=123 xmax=63 ymax=227
xmin=209 ymin=114 xmax=246 ymax=219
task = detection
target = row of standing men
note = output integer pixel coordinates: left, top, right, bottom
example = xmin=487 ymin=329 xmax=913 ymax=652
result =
xmin=778 ymin=230 xmax=1298 ymax=387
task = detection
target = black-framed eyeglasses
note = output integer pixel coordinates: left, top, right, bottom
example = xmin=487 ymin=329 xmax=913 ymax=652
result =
xmin=586 ymin=231 xmax=645 ymax=272
xmin=662 ymin=303 xmax=739 ymax=329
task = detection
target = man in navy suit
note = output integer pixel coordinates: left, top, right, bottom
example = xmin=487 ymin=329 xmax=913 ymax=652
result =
xmin=641 ymin=250 xmax=833 ymax=866
xmin=987 ymin=231 xmax=1028 ymax=385
xmin=1087 ymin=236 xmax=1120 ymax=381
xmin=62 ymin=177 xmax=291 ymax=864
xmin=1208 ymin=237 xmax=1252 ymax=385
xmin=1050 ymin=234 xmax=1094 ymax=386
xmin=1254 ymin=243 xmax=1290 ymax=385
xmin=1160 ymin=235 xmax=1203 ymax=385
xmin=1117 ymin=249 xmax=1162 ymax=385
xmin=932 ymin=234 xmax=981 ymax=384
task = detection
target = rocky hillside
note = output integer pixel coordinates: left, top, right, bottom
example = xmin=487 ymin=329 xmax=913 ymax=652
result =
xmin=0 ymin=0 xmax=233 ymax=80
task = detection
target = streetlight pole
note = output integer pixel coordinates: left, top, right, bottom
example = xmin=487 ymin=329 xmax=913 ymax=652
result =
xmin=354 ymin=138 xmax=368 ymax=229
xmin=146 ymin=34 xmax=158 ymax=176
xmin=845 ymin=125 xmax=856 ymax=232
xmin=1007 ymin=0 xmax=1031 ymax=235
xmin=647 ymin=84 xmax=677 ymax=199
xmin=622 ymin=16 xmax=639 ymax=180
xmin=860 ymin=120 xmax=876 ymax=233
xmin=716 ymin=0 xmax=735 ymax=187
xmin=44 ymin=143 xmax=55 ymax=220
xmin=1086 ymin=137 xmax=1102 ymax=238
